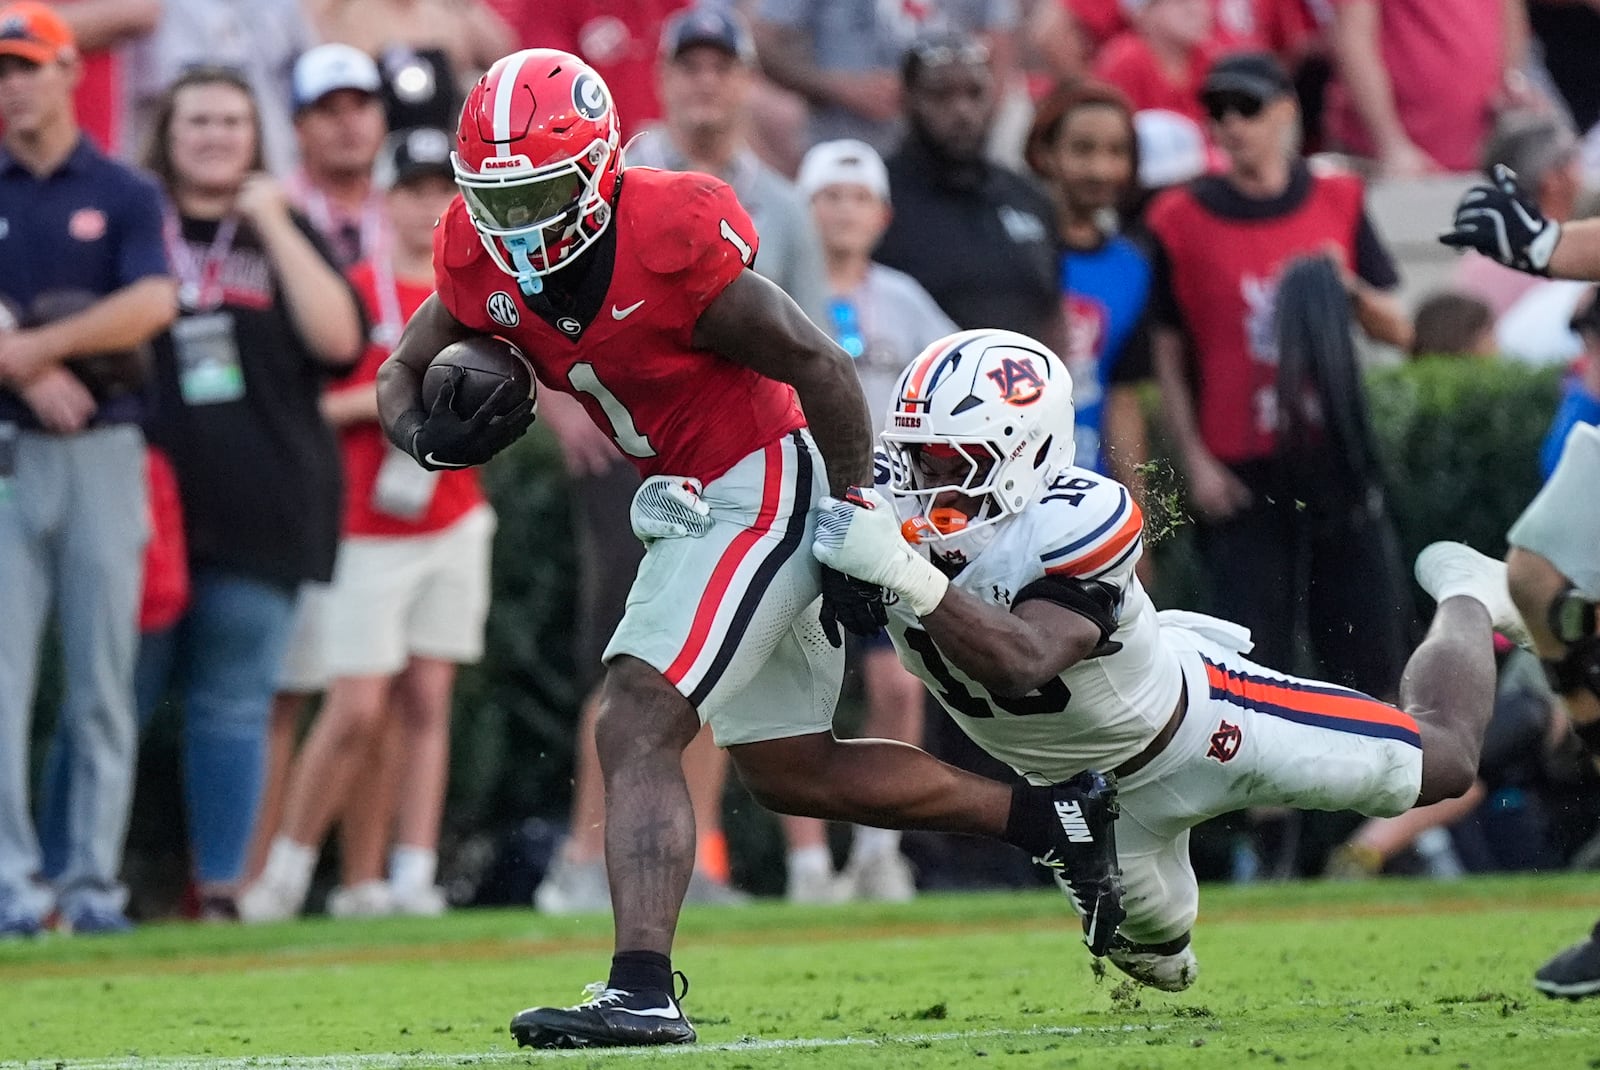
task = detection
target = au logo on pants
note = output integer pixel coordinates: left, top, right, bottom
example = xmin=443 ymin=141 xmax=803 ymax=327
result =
xmin=1207 ymin=719 xmax=1243 ymax=763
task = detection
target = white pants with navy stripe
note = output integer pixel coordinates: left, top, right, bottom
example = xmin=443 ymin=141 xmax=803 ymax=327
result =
xmin=603 ymin=430 xmax=843 ymax=746
xmin=1103 ymin=620 xmax=1424 ymax=946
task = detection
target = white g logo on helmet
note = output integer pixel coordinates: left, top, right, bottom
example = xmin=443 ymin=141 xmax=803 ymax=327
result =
xmin=572 ymin=73 xmax=609 ymax=120
xmin=883 ymin=329 xmax=1076 ymax=561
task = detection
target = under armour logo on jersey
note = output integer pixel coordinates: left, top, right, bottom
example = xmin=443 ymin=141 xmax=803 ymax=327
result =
xmin=1054 ymin=800 xmax=1094 ymax=843
xmin=486 ymin=292 xmax=520 ymax=328
xmin=1207 ymin=720 xmax=1243 ymax=764
xmin=556 ymin=316 xmax=582 ymax=335
xmin=992 ymin=585 xmax=1012 ymax=605
xmin=985 ymin=357 xmax=1045 ymax=406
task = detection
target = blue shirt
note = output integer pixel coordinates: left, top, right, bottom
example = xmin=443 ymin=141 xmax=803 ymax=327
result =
xmin=1541 ymin=380 xmax=1600 ymax=481
xmin=1061 ymin=234 xmax=1152 ymax=472
xmin=0 ymin=138 xmax=170 ymax=427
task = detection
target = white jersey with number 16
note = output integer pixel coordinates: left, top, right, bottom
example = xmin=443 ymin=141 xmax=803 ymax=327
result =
xmin=883 ymin=466 xmax=1183 ymax=781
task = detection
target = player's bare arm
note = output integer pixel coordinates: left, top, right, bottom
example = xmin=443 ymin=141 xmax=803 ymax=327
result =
xmin=921 ymin=591 xmax=1103 ymax=698
xmin=692 ymin=268 xmax=875 ymax=494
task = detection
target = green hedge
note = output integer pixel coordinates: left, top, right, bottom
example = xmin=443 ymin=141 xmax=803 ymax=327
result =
xmin=1366 ymin=357 xmax=1561 ymax=564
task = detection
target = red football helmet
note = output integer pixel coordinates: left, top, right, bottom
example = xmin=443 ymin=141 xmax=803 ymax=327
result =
xmin=452 ymin=49 xmax=621 ymax=294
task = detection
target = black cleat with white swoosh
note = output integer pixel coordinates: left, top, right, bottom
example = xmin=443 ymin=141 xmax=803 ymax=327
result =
xmin=510 ymin=974 xmax=697 ymax=1049
xmin=1035 ymin=770 xmax=1125 ymax=958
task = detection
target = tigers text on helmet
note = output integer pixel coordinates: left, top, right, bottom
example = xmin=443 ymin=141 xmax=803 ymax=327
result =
xmin=453 ymin=49 xmax=621 ymax=296
xmin=884 ymin=329 xmax=1075 ymax=565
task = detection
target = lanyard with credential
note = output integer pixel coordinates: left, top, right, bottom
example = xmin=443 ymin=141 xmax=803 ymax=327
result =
xmin=370 ymin=249 xmax=406 ymax=349
xmin=167 ymin=214 xmax=241 ymax=310
xmin=299 ymin=181 xmax=388 ymax=266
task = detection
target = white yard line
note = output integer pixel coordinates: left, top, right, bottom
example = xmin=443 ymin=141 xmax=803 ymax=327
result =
xmin=4 ymin=1024 xmax=1165 ymax=1070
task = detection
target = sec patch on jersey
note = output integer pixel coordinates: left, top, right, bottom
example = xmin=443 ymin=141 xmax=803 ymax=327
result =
xmin=422 ymin=337 xmax=537 ymax=418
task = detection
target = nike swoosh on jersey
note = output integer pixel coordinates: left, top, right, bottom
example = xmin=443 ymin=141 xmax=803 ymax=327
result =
xmin=611 ymin=299 xmax=645 ymax=320
xmin=423 ymin=452 xmax=471 ymax=469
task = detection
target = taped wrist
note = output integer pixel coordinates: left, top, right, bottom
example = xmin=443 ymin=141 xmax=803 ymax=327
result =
xmin=390 ymin=408 xmax=426 ymax=460
xmin=1015 ymin=574 xmax=1122 ymax=655
xmin=887 ymin=549 xmax=950 ymax=617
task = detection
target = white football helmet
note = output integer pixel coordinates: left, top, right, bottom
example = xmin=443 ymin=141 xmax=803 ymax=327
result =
xmin=882 ymin=329 xmax=1076 ymax=565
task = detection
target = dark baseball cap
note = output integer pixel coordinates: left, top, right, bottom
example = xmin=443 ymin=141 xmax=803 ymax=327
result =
xmin=660 ymin=5 xmax=756 ymax=64
xmin=376 ymin=126 xmax=454 ymax=190
xmin=1201 ymin=51 xmax=1294 ymax=104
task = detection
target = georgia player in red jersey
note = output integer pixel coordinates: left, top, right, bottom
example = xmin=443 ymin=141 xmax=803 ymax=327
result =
xmin=376 ymin=49 xmax=1122 ymax=1049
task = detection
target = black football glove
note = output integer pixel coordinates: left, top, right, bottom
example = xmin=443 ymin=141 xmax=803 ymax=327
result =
xmin=818 ymin=564 xmax=887 ymax=648
xmin=408 ymin=367 xmax=535 ymax=471
xmin=1440 ymin=164 xmax=1562 ymax=276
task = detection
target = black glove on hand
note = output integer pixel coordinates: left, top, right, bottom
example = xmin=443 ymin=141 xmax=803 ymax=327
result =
xmin=1440 ymin=163 xmax=1561 ymax=275
xmin=409 ymin=367 xmax=535 ymax=471
xmin=818 ymin=564 xmax=887 ymax=648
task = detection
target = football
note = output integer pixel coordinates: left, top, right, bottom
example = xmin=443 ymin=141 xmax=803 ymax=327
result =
xmin=422 ymin=337 xmax=536 ymax=419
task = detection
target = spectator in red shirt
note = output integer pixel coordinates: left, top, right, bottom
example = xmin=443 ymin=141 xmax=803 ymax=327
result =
xmin=242 ymin=128 xmax=493 ymax=922
xmin=495 ymin=0 xmax=691 ymax=131
xmin=1148 ymin=51 xmax=1413 ymax=698
xmin=1328 ymin=0 xmax=1536 ymax=176
xmin=1093 ymin=0 xmax=1214 ymax=125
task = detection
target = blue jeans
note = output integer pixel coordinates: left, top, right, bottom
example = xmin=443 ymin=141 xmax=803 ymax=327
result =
xmin=0 ymin=426 xmax=146 ymax=919
xmin=40 ymin=568 xmax=297 ymax=887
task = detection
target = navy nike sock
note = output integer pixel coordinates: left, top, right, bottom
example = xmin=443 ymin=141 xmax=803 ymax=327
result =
xmin=608 ymin=950 xmax=673 ymax=995
xmin=1003 ymin=783 xmax=1055 ymax=858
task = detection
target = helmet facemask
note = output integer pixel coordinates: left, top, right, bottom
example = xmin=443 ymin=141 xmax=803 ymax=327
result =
xmin=882 ymin=329 xmax=1078 ymax=568
xmin=887 ymin=438 xmax=1033 ymax=566
xmin=454 ymin=135 xmax=617 ymax=296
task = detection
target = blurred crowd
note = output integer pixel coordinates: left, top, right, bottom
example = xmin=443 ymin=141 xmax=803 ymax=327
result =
xmin=3 ymin=0 xmax=1600 ymax=936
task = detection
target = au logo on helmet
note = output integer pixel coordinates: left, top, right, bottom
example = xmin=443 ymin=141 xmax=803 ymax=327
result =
xmin=985 ymin=356 xmax=1045 ymax=406
xmin=572 ymin=72 xmax=609 ymax=120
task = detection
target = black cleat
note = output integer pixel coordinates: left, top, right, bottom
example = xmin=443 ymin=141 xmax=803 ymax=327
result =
xmin=1534 ymin=919 xmax=1600 ymax=1000
xmin=1035 ymin=770 xmax=1125 ymax=957
xmin=510 ymin=974 xmax=697 ymax=1049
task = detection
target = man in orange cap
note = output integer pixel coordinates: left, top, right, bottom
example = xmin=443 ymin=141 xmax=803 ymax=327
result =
xmin=0 ymin=0 xmax=177 ymax=936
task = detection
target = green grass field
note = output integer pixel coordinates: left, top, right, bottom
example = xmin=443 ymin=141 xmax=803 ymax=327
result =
xmin=3 ymin=874 xmax=1598 ymax=1070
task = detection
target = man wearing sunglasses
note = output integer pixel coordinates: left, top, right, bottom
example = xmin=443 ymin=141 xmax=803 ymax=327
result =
xmin=1147 ymin=51 xmax=1414 ymax=709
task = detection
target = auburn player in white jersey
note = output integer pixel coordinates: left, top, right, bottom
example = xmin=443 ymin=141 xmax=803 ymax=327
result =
xmin=817 ymin=328 xmax=1520 ymax=991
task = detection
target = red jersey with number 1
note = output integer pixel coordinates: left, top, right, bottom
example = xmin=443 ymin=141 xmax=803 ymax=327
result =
xmin=433 ymin=167 xmax=807 ymax=485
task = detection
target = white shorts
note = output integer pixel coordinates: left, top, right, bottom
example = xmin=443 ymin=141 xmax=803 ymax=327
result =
xmin=277 ymin=582 xmax=331 ymax=693
xmin=603 ymin=430 xmax=844 ymax=746
xmin=1509 ymin=421 xmax=1600 ymax=598
xmin=1106 ymin=624 xmax=1424 ymax=946
xmin=318 ymin=504 xmax=497 ymax=678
